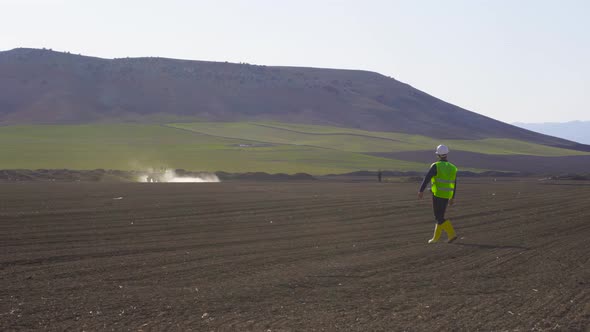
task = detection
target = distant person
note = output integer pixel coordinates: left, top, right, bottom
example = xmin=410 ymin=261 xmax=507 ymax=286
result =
xmin=378 ymin=169 xmax=382 ymax=183
xmin=417 ymin=144 xmax=458 ymax=243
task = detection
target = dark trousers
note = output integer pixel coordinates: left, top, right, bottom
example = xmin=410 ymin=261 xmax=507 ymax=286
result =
xmin=432 ymin=195 xmax=449 ymax=224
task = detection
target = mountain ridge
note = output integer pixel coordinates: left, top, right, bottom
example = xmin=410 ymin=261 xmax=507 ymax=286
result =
xmin=1 ymin=47 xmax=587 ymax=151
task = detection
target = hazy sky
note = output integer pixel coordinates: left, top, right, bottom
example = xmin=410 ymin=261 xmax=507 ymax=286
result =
xmin=2 ymin=0 xmax=588 ymax=123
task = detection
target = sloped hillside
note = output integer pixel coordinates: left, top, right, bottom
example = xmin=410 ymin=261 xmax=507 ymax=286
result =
xmin=0 ymin=48 xmax=584 ymax=150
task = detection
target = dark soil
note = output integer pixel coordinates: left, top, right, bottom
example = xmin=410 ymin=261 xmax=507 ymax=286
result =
xmin=373 ymin=150 xmax=590 ymax=174
xmin=0 ymin=169 xmax=315 ymax=182
xmin=1 ymin=179 xmax=589 ymax=331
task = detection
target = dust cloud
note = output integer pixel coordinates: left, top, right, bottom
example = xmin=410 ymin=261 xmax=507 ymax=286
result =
xmin=138 ymin=169 xmax=220 ymax=183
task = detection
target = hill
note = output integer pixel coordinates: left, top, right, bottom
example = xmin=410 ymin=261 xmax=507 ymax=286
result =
xmin=0 ymin=48 xmax=585 ymax=151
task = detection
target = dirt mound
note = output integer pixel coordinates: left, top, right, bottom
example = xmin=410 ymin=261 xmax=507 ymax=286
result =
xmin=372 ymin=150 xmax=590 ymax=174
xmin=547 ymin=173 xmax=590 ymax=181
xmin=0 ymin=169 xmax=138 ymax=182
xmin=215 ymin=171 xmax=315 ymax=181
xmin=326 ymin=170 xmax=519 ymax=178
xmin=0 ymin=169 xmax=315 ymax=182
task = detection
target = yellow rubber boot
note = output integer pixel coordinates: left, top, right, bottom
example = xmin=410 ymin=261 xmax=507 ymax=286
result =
xmin=441 ymin=220 xmax=457 ymax=243
xmin=428 ymin=224 xmax=442 ymax=243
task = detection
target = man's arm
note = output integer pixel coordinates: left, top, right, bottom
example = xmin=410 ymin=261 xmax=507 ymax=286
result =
xmin=449 ymin=179 xmax=457 ymax=205
xmin=418 ymin=164 xmax=437 ymax=198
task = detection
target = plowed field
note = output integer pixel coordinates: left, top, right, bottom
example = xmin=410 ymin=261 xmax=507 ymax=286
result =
xmin=1 ymin=179 xmax=589 ymax=331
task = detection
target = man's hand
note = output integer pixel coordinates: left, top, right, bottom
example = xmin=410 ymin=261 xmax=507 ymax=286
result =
xmin=449 ymin=198 xmax=455 ymax=206
xmin=418 ymin=192 xmax=424 ymax=199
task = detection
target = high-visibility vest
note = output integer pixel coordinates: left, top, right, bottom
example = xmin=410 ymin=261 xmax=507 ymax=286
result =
xmin=431 ymin=161 xmax=457 ymax=199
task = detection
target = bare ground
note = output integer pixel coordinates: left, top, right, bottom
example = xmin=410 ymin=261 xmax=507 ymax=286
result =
xmin=1 ymin=179 xmax=589 ymax=331
xmin=371 ymin=150 xmax=590 ymax=174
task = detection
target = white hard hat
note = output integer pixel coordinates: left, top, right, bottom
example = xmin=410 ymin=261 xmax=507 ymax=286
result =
xmin=436 ymin=144 xmax=449 ymax=155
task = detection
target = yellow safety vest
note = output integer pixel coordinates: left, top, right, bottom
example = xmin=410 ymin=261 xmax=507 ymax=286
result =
xmin=431 ymin=161 xmax=457 ymax=199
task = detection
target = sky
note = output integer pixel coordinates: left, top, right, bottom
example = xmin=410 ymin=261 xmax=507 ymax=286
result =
xmin=1 ymin=0 xmax=588 ymax=123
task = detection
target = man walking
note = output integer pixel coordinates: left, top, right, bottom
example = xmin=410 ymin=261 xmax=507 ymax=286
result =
xmin=418 ymin=144 xmax=458 ymax=243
